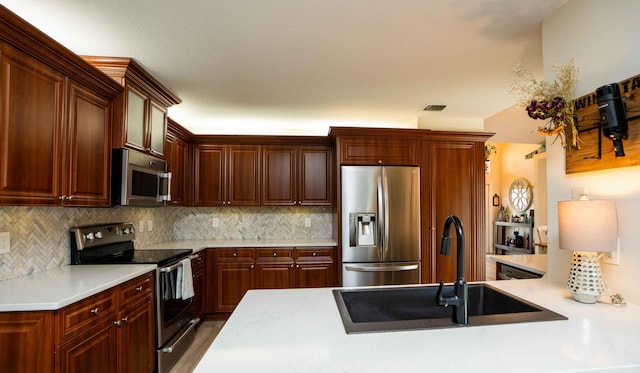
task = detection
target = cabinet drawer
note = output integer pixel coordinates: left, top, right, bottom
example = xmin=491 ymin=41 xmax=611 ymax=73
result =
xmin=295 ymin=247 xmax=335 ymax=262
xmin=214 ymin=248 xmax=254 ymax=262
xmin=56 ymin=289 xmax=117 ymax=342
xmin=118 ymin=272 xmax=154 ymax=307
xmin=256 ymin=248 xmax=293 ymax=263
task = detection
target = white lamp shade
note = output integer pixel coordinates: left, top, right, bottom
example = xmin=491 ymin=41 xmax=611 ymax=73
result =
xmin=558 ymin=200 xmax=618 ymax=253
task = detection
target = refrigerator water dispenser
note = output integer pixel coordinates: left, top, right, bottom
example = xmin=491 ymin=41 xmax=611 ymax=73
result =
xmin=349 ymin=213 xmax=376 ymax=246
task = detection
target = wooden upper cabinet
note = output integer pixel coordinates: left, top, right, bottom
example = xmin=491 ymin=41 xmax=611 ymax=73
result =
xmin=82 ymin=56 xmax=181 ymax=159
xmin=194 ymin=144 xmax=260 ymax=206
xmin=0 ymin=43 xmax=65 ymax=205
xmin=298 ymin=146 xmax=333 ymax=205
xmin=64 ymin=81 xmax=112 ymax=206
xmin=0 ymin=42 xmax=117 ymax=206
xmin=330 ymin=127 xmax=421 ymax=166
xmin=261 ymin=145 xmax=332 ymax=206
xmin=166 ymin=119 xmax=192 ymax=206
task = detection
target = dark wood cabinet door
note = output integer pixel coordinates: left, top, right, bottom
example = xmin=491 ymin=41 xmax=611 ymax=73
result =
xmin=118 ymin=299 xmax=155 ymax=373
xmin=0 ymin=311 xmax=54 ymax=373
xmin=56 ymin=323 xmax=118 ymax=373
xmin=192 ymin=252 xmax=207 ymax=321
xmin=64 ymin=82 xmax=112 ymax=206
xmin=255 ymin=263 xmax=295 ymax=289
xmin=294 ymin=247 xmax=336 ymax=288
xmin=193 ymin=144 xmax=226 ymax=206
xmin=298 ymin=146 xmax=333 ymax=206
xmin=167 ymin=135 xmax=189 ymax=206
xmin=261 ymin=146 xmax=297 ymax=206
xmin=0 ymin=43 xmax=65 ymax=205
xmin=227 ymin=145 xmax=260 ymax=206
xmin=423 ymin=140 xmax=483 ymax=283
xmin=215 ymin=263 xmax=255 ymax=313
xmin=338 ymin=137 xmax=419 ymax=165
xmin=255 ymin=248 xmax=295 ymax=289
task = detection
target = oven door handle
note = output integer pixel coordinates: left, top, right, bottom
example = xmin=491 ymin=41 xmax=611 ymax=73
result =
xmin=160 ymin=318 xmax=200 ymax=353
xmin=159 ymin=260 xmax=185 ymax=273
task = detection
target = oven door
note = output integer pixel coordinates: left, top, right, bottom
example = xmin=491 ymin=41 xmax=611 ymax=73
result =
xmin=157 ymin=261 xmax=194 ymax=347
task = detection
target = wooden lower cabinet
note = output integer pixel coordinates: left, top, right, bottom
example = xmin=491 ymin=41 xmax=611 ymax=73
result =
xmin=192 ymin=251 xmax=207 ymax=321
xmin=0 ymin=311 xmax=54 ymax=373
xmin=207 ymin=247 xmax=336 ymax=314
xmin=0 ymin=271 xmax=155 ymax=373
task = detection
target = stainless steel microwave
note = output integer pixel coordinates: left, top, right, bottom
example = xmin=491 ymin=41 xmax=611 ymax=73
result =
xmin=112 ymin=149 xmax=171 ymax=206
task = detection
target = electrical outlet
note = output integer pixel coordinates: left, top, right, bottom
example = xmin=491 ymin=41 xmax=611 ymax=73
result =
xmin=602 ymin=237 xmax=621 ymax=265
xmin=0 ymin=232 xmax=10 ymax=254
xmin=138 ymin=220 xmax=145 ymax=233
xmin=305 ymin=218 xmax=311 ymax=228
xmin=212 ymin=217 xmax=219 ymax=228
xmin=147 ymin=220 xmax=153 ymax=232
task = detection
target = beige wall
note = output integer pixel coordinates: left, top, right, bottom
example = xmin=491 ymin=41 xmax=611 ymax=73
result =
xmin=543 ymin=0 xmax=640 ymax=303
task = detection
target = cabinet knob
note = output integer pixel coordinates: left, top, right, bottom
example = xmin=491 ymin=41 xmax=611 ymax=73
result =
xmin=114 ymin=320 xmax=121 ymax=326
xmin=58 ymin=195 xmax=67 ymax=200
xmin=312 ymin=252 xmax=317 ymax=256
xmin=136 ymin=286 xmax=143 ymax=292
xmin=232 ymin=253 xmax=237 ymax=257
xmin=66 ymin=195 xmax=74 ymax=201
xmin=90 ymin=307 xmax=99 ymax=315
xmin=250 ymin=265 xmax=254 ymax=269
xmin=378 ymin=160 xmax=382 ymax=164
xmin=273 ymin=252 xmax=277 ymax=257
xmin=121 ymin=316 xmax=129 ymax=323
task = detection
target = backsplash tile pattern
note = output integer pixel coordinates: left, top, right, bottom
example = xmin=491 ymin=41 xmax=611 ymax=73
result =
xmin=0 ymin=206 xmax=174 ymax=281
xmin=173 ymin=206 xmax=333 ymax=240
xmin=0 ymin=205 xmax=334 ymax=282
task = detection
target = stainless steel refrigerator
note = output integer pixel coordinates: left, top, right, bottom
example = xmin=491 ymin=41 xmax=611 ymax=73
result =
xmin=341 ymin=165 xmax=421 ymax=287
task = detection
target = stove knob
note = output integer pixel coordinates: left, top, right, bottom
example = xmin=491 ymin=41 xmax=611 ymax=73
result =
xmin=123 ymin=227 xmax=131 ymax=234
xmin=84 ymin=232 xmax=95 ymax=240
xmin=95 ymin=231 xmax=103 ymax=239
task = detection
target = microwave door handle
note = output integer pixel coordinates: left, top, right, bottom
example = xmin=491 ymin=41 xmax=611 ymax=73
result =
xmin=159 ymin=171 xmax=172 ymax=201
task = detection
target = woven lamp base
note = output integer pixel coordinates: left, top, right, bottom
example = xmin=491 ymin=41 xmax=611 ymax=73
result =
xmin=567 ymin=251 xmax=605 ymax=304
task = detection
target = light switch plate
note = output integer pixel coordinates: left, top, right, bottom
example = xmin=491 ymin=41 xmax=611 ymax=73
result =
xmin=138 ymin=220 xmax=145 ymax=233
xmin=147 ymin=220 xmax=153 ymax=232
xmin=0 ymin=232 xmax=10 ymax=254
xmin=602 ymin=237 xmax=621 ymax=265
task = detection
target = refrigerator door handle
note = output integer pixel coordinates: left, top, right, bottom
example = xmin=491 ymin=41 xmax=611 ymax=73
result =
xmin=344 ymin=264 xmax=420 ymax=272
xmin=381 ymin=170 xmax=390 ymax=259
xmin=377 ymin=175 xmax=385 ymax=260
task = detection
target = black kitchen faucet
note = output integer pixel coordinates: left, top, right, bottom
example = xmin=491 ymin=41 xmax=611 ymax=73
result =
xmin=435 ymin=215 xmax=469 ymax=325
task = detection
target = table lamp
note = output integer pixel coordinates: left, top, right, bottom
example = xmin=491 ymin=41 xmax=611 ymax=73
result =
xmin=558 ymin=199 xmax=618 ymax=304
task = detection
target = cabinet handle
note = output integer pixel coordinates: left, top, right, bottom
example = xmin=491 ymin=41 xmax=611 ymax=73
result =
xmin=90 ymin=307 xmax=99 ymax=315
xmin=136 ymin=286 xmax=143 ymax=292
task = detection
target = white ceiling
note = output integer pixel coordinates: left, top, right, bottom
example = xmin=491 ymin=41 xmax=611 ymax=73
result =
xmin=1 ymin=0 xmax=568 ymax=139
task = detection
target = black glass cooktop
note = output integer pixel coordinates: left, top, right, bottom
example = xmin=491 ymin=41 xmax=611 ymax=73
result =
xmin=129 ymin=249 xmax=193 ymax=266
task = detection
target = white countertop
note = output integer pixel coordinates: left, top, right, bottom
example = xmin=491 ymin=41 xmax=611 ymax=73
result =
xmin=141 ymin=238 xmax=337 ymax=253
xmin=194 ymin=279 xmax=640 ymax=372
xmin=0 ymin=264 xmax=156 ymax=312
xmin=487 ymin=253 xmax=547 ymax=275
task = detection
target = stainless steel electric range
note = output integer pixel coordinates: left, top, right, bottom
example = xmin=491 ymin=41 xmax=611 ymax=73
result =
xmin=70 ymin=222 xmax=199 ymax=373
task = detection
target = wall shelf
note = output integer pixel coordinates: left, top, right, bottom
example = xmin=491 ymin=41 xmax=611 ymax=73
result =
xmin=494 ymin=221 xmax=534 ymax=254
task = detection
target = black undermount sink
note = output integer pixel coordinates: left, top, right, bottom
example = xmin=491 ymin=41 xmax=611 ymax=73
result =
xmin=333 ymin=283 xmax=567 ymax=334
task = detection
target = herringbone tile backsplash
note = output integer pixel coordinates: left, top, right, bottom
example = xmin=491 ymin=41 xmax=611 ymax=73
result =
xmin=0 ymin=205 xmax=333 ymax=281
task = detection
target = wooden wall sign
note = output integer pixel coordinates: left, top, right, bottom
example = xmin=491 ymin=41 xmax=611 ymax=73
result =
xmin=566 ymin=73 xmax=640 ymax=174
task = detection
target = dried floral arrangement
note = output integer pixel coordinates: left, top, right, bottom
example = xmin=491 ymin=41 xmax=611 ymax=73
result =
xmin=509 ymin=59 xmax=580 ymax=148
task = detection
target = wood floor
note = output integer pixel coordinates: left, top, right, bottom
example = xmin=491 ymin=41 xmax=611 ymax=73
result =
xmin=169 ymin=320 xmax=225 ymax=373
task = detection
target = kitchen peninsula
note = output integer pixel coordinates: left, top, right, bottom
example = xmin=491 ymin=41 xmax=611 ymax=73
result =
xmin=194 ymin=279 xmax=640 ymax=372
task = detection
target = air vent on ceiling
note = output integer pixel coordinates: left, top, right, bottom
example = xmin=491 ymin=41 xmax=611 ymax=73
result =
xmin=423 ymin=104 xmax=446 ymax=112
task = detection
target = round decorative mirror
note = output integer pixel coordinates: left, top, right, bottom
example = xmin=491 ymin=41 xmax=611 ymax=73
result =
xmin=508 ymin=178 xmax=533 ymax=213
